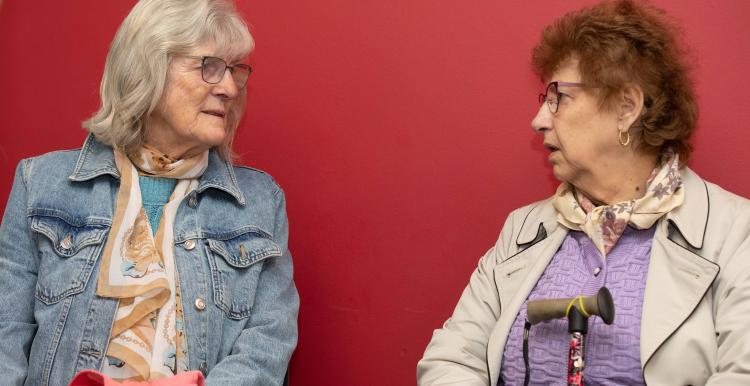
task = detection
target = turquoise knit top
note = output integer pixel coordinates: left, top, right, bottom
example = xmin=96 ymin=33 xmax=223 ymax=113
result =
xmin=139 ymin=176 xmax=177 ymax=235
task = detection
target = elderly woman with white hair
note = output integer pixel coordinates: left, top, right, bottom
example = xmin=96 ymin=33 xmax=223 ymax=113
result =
xmin=0 ymin=0 xmax=298 ymax=385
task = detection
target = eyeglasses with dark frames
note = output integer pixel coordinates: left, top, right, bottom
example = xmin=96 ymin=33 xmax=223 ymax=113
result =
xmin=538 ymin=81 xmax=587 ymax=113
xmin=185 ymin=55 xmax=253 ymax=89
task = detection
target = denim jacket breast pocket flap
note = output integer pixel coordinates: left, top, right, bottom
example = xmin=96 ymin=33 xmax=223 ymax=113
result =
xmin=30 ymin=215 xmax=110 ymax=304
xmin=205 ymin=230 xmax=282 ymax=319
xmin=207 ymin=231 xmax=282 ymax=268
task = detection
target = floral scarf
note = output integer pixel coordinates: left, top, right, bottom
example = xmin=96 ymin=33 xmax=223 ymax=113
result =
xmin=97 ymin=146 xmax=208 ymax=381
xmin=552 ymin=151 xmax=684 ymax=257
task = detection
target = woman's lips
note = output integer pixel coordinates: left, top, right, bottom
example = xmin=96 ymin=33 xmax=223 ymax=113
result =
xmin=202 ymin=110 xmax=225 ymax=118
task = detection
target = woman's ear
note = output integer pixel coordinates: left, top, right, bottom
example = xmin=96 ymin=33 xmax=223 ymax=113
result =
xmin=619 ymin=84 xmax=645 ymax=131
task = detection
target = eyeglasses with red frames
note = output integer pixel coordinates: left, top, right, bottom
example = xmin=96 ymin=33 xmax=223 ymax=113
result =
xmin=185 ymin=55 xmax=253 ymax=89
xmin=538 ymin=81 xmax=587 ymax=113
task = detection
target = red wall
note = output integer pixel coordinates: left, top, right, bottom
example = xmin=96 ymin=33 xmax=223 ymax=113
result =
xmin=1 ymin=1 xmax=749 ymax=385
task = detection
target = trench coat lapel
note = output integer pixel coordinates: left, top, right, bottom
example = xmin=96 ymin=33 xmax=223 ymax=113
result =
xmin=486 ymin=219 xmax=568 ymax=386
xmin=640 ymin=168 xmax=719 ymax=370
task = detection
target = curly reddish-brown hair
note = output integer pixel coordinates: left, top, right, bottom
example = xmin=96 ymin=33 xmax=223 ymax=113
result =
xmin=532 ymin=0 xmax=697 ymax=164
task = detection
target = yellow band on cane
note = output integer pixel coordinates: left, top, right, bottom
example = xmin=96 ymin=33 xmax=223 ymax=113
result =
xmin=565 ymin=296 xmax=591 ymax=318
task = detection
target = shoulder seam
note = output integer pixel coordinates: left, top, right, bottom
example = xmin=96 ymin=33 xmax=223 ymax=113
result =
xmin=233 ymin=164 xmax=270 ymax=175
xmin=232 ymin=165 xmax=282 ymax=190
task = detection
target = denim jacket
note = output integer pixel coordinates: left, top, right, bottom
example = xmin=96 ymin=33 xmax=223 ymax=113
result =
xmin=0 ymin=135 xmax=299 ymax=386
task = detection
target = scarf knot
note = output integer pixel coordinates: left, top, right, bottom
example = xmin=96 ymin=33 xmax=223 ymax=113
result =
xmin=552 ymin=150 xmax=684 ymax=257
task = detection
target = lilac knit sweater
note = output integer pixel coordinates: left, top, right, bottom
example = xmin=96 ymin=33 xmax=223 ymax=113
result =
xmin=500 ymin=226 xmax=655 ymax=385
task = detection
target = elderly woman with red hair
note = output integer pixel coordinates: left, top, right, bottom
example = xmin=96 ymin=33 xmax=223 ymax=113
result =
xmin=418 ymin=1 xmax=750 ymax=385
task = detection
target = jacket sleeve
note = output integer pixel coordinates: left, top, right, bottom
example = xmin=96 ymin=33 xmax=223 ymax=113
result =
xmin=417 ymin=212 xmax=518 ymax=386
xmin=205 ymin=185 xmax=299 ymax=386
xmin=0 ymin=160 xmax=38 ymax=385
xmin=706 ymin=200 xmax=750 ymax=385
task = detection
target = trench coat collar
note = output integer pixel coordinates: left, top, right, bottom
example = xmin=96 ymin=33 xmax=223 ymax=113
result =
xmin=514 ymin=197 xmax=560 ymax=247
xmin=662 ymin=167 xmax=709 ymax=249
xmin=68 ymin=134 xmax=246 ymax=205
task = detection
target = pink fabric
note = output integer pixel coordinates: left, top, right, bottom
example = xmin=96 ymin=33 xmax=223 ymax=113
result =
xmin=69 ymin=370 xmax=204 ymax=386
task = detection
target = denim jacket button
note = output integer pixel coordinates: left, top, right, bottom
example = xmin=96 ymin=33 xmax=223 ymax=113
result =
xmin=60 ymin=234 xmax=73 ymax=250
xmin=194 ymin=297 xmax=206 ymax=311
xmin=184 ymin=239 xmax=196 ymax=250
xmin=199 ymin=362 xmax=208 ymax=376
xmin=187 ymin=195 xmax=198 ymax=208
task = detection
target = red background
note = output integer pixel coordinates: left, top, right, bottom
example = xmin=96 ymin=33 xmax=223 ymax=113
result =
xmin=1 ymin=1 xmax=749 ymax=385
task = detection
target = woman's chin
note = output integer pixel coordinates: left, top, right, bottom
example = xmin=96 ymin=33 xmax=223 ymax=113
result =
xmin=197 ymin=129 xmax=227 ymax=148
xmin=551 ymin=167 xmax=577 ymax=186
xmin=550 ymin=165 xmax=565 ymax=181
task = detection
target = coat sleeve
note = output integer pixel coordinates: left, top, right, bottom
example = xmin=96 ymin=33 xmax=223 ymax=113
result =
xmin=417 ymin=212 xmax=518 ymax=386
xmin=204 ymin=185 xmax=299 ymax=386
xmin=706 ymin=198 xmax=750 ymax=385
xmin=0 ymin=160 xmax=38 ymax=385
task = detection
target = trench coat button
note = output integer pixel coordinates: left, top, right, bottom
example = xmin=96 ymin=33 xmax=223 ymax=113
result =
xmin=593 ymin=267 xmax=602 ymax=277
xmin=60 ymin=234 xmax=73 ymax=250
xmin=194 ymin=298 xmax=206 ymax=311
xmin=184 ymin=239 xmax=196 ymax=250
xmin=187 ymin=194 xmax=198 ymax=208
xmin=199 ymin=362 xmax=208 ymax=376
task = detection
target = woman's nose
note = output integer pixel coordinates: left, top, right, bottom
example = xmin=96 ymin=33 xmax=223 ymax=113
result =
xmin=531 ymin=103 xmax=551 ymax=133
xmin=213 ymin=70 xmax=239 ymax=99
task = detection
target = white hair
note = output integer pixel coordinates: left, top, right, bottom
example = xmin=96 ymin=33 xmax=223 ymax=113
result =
xmin=84 ymin=0 xmax=254 ymax=160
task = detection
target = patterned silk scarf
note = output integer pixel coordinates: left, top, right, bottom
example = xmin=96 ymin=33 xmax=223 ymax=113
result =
xmin=97 ymin=146 xmax=208 ymax=381
xmin=552 ymin=151 xmax=684 ymax=257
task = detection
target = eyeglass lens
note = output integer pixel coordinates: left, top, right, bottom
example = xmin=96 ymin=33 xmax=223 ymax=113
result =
xmin=201 ymin=57 xmax=252 ymax=89
xmin=539 ymin=82 xmax=560 ymax=113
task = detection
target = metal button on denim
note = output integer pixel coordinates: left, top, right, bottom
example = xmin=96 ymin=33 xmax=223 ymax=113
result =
xmin=199 ymin=362 xmax=208 ymax=376
xmin=60 ymin=234 xmax=73 ymax=250
xmin=188 ymin=194 xmax=197 ymax=208
xmin=184 ymin=239 xmax=196 ymax=250
xmin=195 ymin=298 xmax=206 ymax=311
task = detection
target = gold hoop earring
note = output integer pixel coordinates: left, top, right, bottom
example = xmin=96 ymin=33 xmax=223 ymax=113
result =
xmin=619 ymin=130 xmax=631 ymax=146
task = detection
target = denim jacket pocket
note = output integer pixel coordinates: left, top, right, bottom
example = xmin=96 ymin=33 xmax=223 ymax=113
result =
xmin=205 ymin=228 xmax=282 ymax=319
xmin=30 ymin=214 xmax=110 ymax=304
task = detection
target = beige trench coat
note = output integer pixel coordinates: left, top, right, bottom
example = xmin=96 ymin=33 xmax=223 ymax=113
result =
xmin=418 ymin=168 xmax=750 ymax=385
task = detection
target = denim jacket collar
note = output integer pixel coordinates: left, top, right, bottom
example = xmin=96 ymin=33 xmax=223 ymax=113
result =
xmin=69 ymin=134 xmax=246 ymax=205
